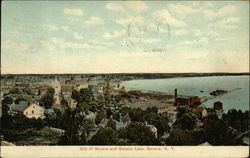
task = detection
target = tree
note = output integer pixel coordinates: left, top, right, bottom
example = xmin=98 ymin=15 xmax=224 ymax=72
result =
xmin=143 ymin=112 xmax=169 ymax=136
xmin=204 ymin=116 xmax=233 ymax=145
xmin=165 ymin=129 xmax=204 ymax=145
xmin=222 ymin=109 xmax=249 ymax=132
xmin=79 ymin=88 xmax=94 ymax=103
xmin=14 ymin=94 xmax=32 ymax=104
xmin=81 ymin=119 xmax=95 ymax=137
xmin=129 ymin=108 xmax=145 ymax=122
xmin=95 ymin=109 xmax=106 ymax=125
xmin=76 ymin=102 xmax=89 ymax=116
xmin=58 ymin=108 xmax=85 ymax=145
xmin=122 ymin=122 xmax=159 ymax=145
xmin=71 ymin=89 xmax=81 ymax=103
xmin=89 ymin=127 xmax=118 ymax=145
xmin=39 ymin=87 xmax=55 ymax=109
xmin=2 ymin=96 xmax=13 ymax=105
xmin=9 ymin=88 xmax=20 ymax=94
xmin=107 ymin=117 xmax=116 ymax=130
xmin=175 ymin=106 xmax=198 ymax=130
xmin=146 ymin=106 xmax=158 ymax=113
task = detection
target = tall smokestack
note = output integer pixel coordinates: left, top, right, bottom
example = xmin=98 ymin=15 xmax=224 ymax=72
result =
xmin=175 ymin=89 xmax=177 ymax=100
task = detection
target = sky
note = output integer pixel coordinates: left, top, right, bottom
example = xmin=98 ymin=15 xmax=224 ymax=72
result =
xmin=1 ymin=1 xmax=249 ymax=74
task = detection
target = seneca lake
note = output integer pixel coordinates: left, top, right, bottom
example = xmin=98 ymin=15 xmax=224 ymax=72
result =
xmin=121 ymin=75 xmax=249 ymax=112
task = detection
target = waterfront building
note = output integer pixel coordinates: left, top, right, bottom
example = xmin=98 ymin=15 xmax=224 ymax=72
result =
xmin=174 ymin=89 xmax=201 ymax=107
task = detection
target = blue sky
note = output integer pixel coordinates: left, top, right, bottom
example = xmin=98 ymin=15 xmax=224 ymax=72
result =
xmin=1 ymin=1 xmax=249 ymax=74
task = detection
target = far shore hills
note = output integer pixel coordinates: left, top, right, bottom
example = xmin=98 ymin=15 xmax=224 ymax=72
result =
xmin=1 ymin=72 xmax=249 ymax=81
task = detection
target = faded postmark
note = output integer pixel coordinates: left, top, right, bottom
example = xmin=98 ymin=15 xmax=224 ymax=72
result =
xmin=125 ymin=13 xmax=171 ymax=54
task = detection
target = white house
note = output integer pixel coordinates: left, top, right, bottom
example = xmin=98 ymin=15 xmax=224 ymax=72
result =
xmin=11 ymin=101 xmax=44 ymax=119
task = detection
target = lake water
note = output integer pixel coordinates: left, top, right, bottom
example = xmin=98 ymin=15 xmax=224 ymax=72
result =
xmin=121 ymin=76 xmax=249 ymax=112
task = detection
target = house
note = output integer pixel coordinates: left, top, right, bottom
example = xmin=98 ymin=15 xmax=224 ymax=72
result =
xmin=167 ymin=110 xmax=178 ymax=127
xmin=11 ymin=101 xmax=44 ymax=119
xmin=145 ymin=122 xmax=158 ymax=138
xmin=194 ymin=106 xmax=208 ymax=119
xmin=157 ymin=106 xmax=168 ymax=113
xmin=38 ymin=87 xmax=48 ymax=95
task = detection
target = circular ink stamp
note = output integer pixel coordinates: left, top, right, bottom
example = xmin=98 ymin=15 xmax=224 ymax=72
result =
xmin=125 ymin=12 xmax=171 ymax=54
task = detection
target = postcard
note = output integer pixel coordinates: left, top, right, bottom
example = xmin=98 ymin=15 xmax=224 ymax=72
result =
xmin=1 ymin=0 xmax=249 ymax=158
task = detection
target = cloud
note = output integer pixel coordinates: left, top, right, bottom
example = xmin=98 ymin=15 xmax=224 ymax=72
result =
xmin=206 ymin=30 xmax=219 ymax=36
xmin=180 ymin=37 xmax=208 ymax=46
xmin=203 ymin=5 xmax=237 ymax=19
xmin=39 ymin=40 xmax=55 ymax=52
xmin=43 ymin=24 xmax=60 ymax=31
xmin=43 ymin=24 xmax=69 ymax=31
xmin=89 ymin=39 xmax=114 ymax=47
xmin=125 ymin=1 xmax=148 ymax=13
xmin=63 ymin=8 xmax=84 ymax=16
xmin=210 ymin=17 xmax=240 ymax=29
xmin=168 ymin=4 xmax=200 ymax=15
xmin=174 ymin=29 xmax=190 ymax=36
xmin=67 ymin=17 xmax=80 ymax=23
xmin=105 ymin=3 xmax=126 ymax=13
xmin=61 ymin=26 xmax=69 ymax=31
xmin=85 ymin=17 xmax=103 ymax=25
xmin=194 ymin=30 xmax=203 ymax=36
xmin=52 ymin=37 xmax=107 ymax=50
xmin=2 ymin=40 xmax=30 ymax=54
xmin=153 ymin=9 xmax=186 ymax=27
xmin=215 ymin=38 xmax=228 ymax=41
xmin=103 ymin=29 xmax=126 ymax=39
xmin=73 ymin=32 xmax=84 ymax=40
xmin=116 ymin=16 xmax=144 ymax=25
xmin=204 ymin=2 xmax=213 ymax=7
xmin=128 ymin=37 xmax=161 ymax=43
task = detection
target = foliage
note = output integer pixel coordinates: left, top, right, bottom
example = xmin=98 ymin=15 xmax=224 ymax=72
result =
xmin=2 ymin=96 xmax=13 ymax=105
xmin=143 ymin=112 xmax=169 ymax=136
xmin=76 ymin=102 xmax=89 ymax=115
xmin=1 ymin=113 xmax=45 ymax=142
xmin=146 ymin=106 xmax=158 ymax=113
xmin=204 ymin=115 xmax=236 ymax=145
xmin=95 ymin=109 xmax=106 ymax=125
xmin=121 ymin=122 xmax=159 ymax=145
xmin=107 ymin=117 xmax=116 ymax=130
xmin=112 ymin=112 xmax=120 ymax=122
xmin=14 ymin=94 xmax=33 ymax=104
xmin=165 ymin=129 xmax=205 ymax=145
xmin=89 ymin=127 xmax=118 ymax=145
xmin=175 ymin=106 xmax=198 ymax=130
xmin=129 ymin=108 xmax=145 ymax=122
xmin=222 ymin=109 xmax=249 ymax=132
xmin=39 ymin=87 xmax=55 ymax=109
xmin=9 ymin=88 xmax=20 ymax=94
xmin=119 ymin=106 xmax=131 ymax=117
xmin=72 ymin=88 xmax=94 ymax=103
xmin=58 ymin=108 xmax=85 ymax=145
xmin=23 ymin=88 xmax=34 ymax=95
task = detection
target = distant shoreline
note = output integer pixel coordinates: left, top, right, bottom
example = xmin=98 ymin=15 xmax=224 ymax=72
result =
xmin=1 ymin=72 xmax=249 ymax=81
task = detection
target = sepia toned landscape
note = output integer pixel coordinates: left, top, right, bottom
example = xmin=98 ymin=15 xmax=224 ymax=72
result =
xmin=1 ymin=0 xmax=249 ymax=149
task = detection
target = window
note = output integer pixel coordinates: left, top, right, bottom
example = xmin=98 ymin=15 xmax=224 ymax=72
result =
xmin=32 ymin=110 xmax=34 ymax=114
